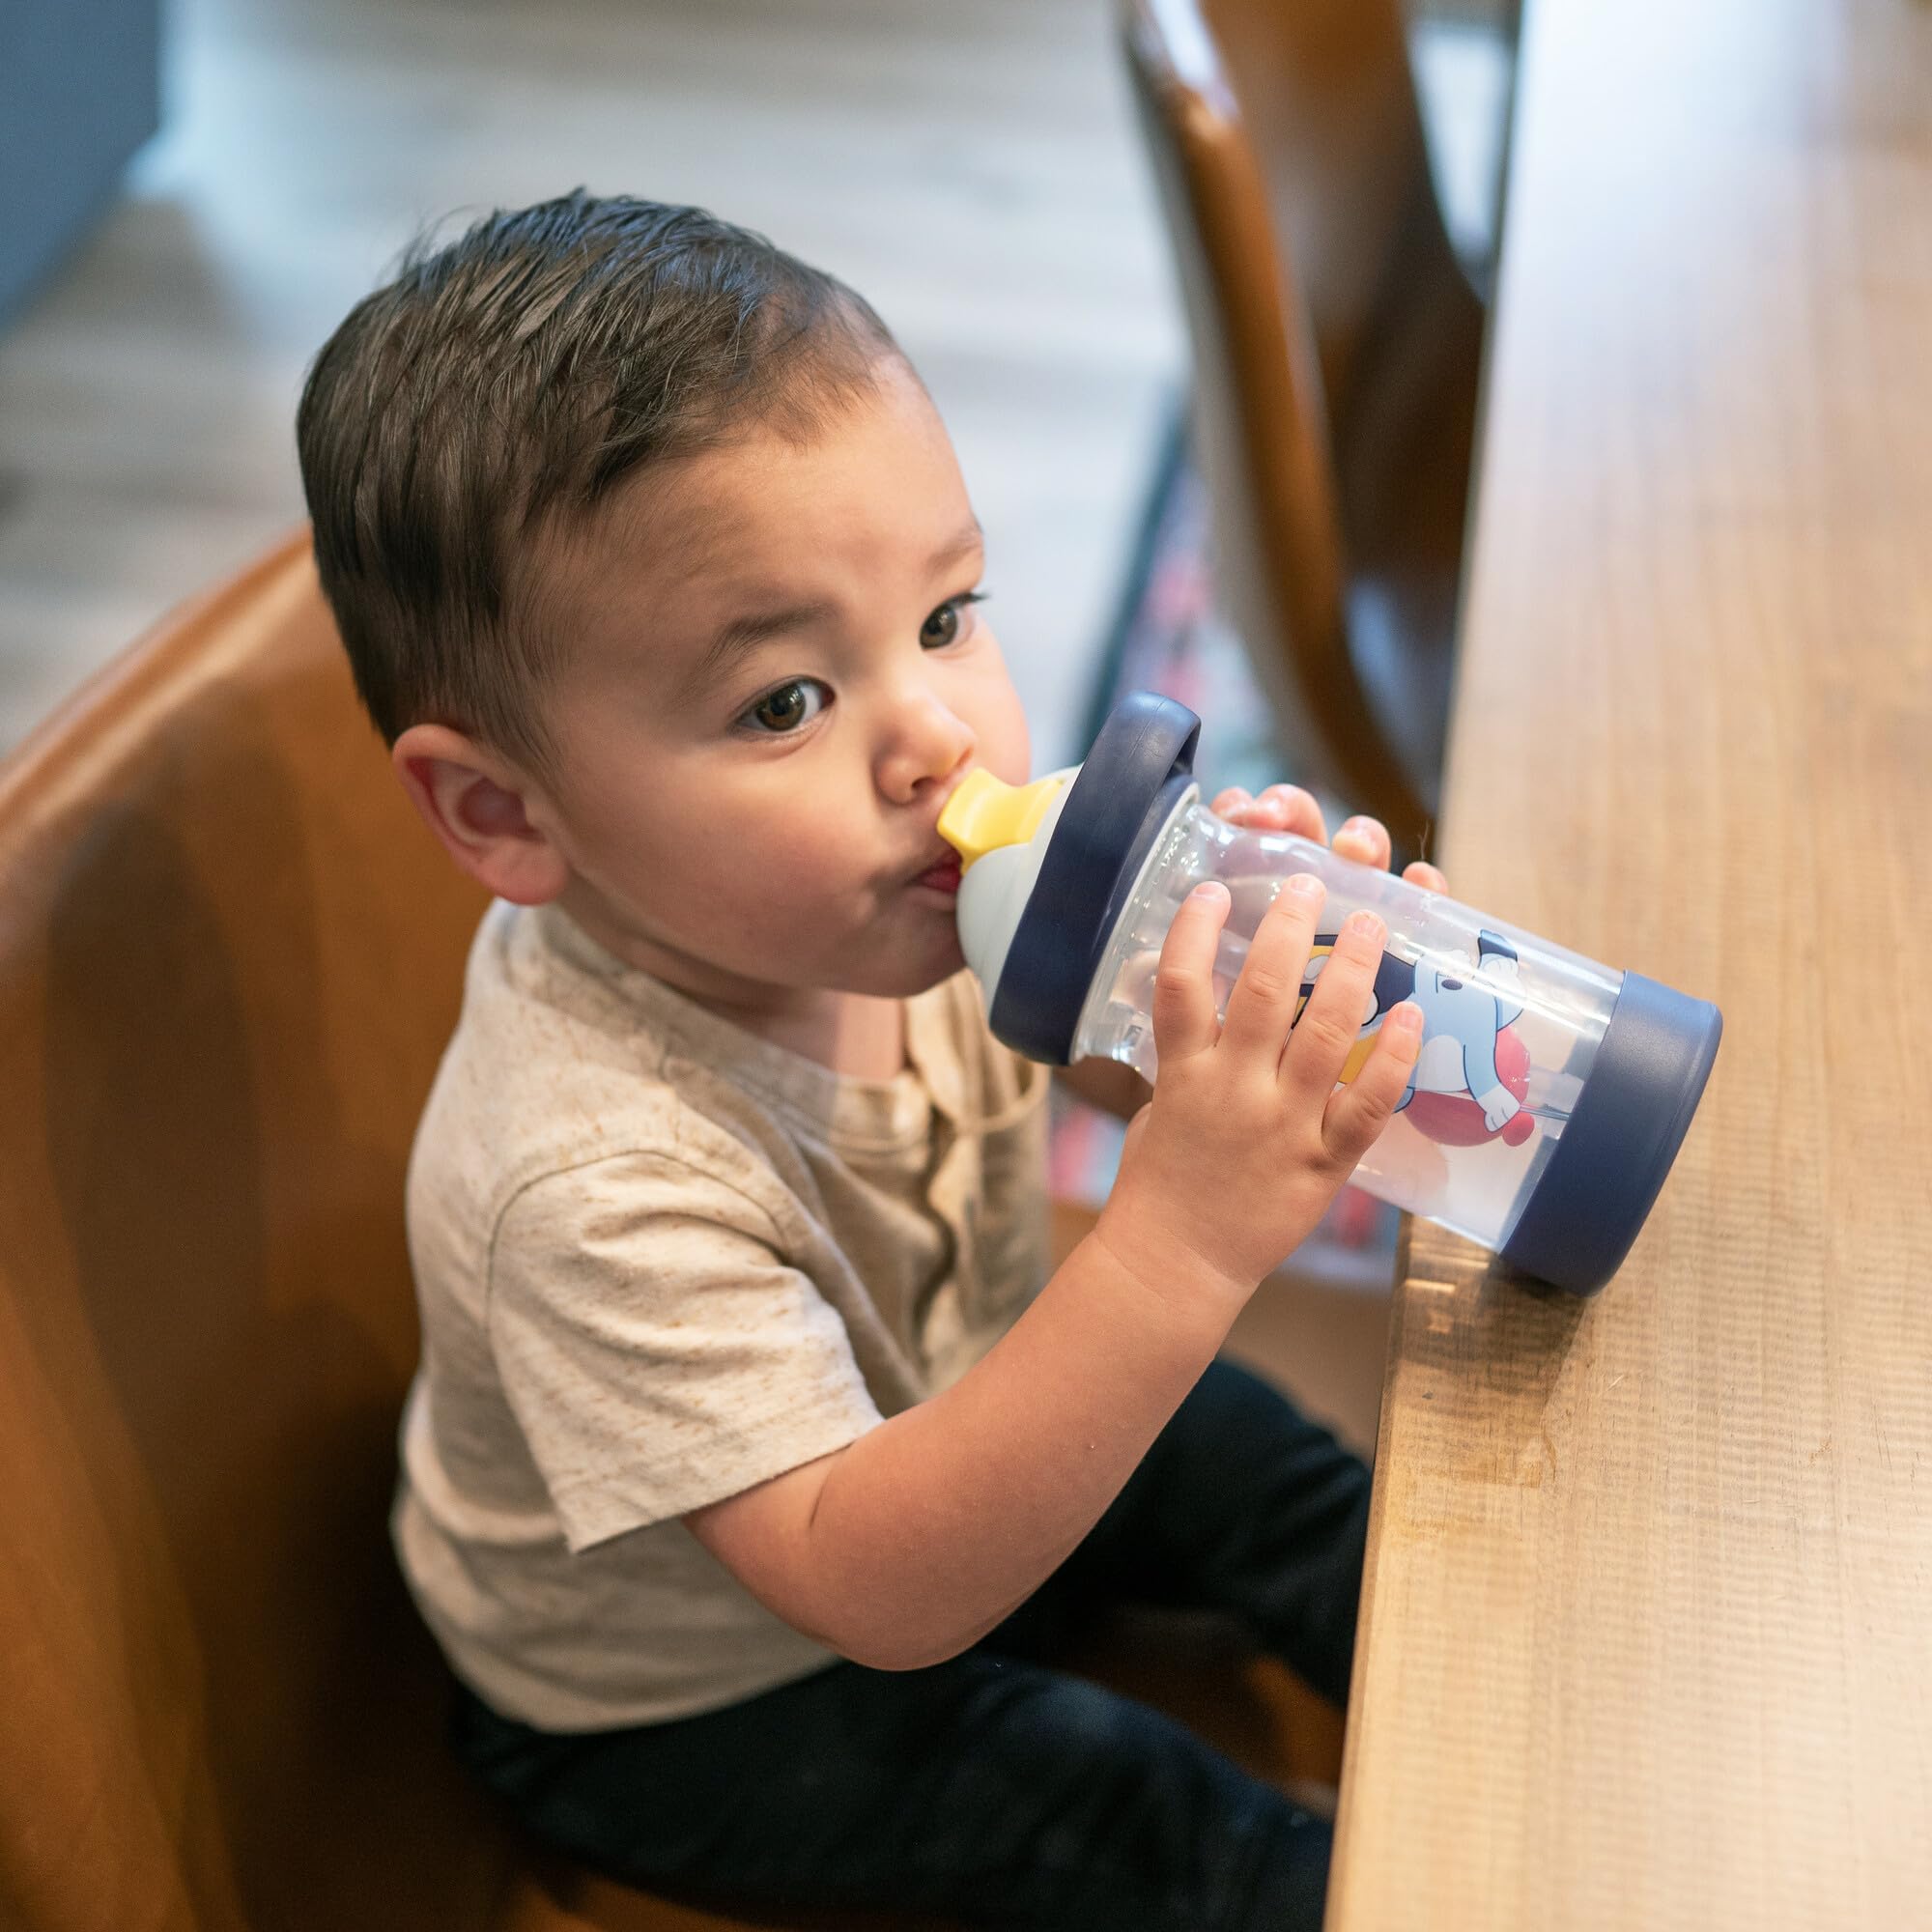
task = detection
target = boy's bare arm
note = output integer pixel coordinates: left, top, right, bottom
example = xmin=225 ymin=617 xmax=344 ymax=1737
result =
xmin=686 ymin=1219 xmax=1242 ymax=1670
xmin=685 ymin=876 xmax=1423 ymax=1672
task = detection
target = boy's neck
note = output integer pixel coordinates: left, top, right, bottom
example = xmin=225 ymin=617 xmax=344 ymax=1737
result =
xmin=552 ymin=894 xmax=908 ymax=1081
xmin=781 ymin=990 xmax=908 ymax=1082
xmin=694 ymin=981 xmax=908 ymax=1083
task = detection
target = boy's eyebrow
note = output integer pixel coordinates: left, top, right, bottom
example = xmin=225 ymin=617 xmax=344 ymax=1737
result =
xmin=683 ymin=519 xmax=984 ymax=698
xmin=677 ymin=599 xmax=838 ymax=705
xmin=926 ymin=520 xmax=984 ymax=574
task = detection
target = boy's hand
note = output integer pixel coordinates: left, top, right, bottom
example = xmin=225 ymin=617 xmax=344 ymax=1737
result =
xmin=1094 ymin=791 xmax=1433 ymax=1306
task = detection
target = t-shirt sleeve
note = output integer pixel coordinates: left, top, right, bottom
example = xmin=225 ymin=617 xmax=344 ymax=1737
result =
xmin=486 ymin=1148 xmax=884 ymax=1551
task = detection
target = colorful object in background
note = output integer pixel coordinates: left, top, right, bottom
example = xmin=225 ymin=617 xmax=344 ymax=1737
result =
xmin=1079 ymin=416 xmax=1298 ymax=809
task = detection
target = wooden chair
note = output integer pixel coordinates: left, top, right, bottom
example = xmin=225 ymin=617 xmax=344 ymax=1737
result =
xmin=0 ymin=534 xmax=1349 ymax=1930
xmin=1119 ymin=0 xmax=1490 ymax=856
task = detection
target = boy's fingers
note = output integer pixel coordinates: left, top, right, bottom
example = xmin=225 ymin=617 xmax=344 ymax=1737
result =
xmin=1150 ymin=883 xmax=1233 ymax=1064
xmin=1403 ymin=859 xmax=1448 ymax=895
xmin=1257 ymin=783 xmax=1326 ymax=842
xmin=1212 ymin=783 xmax=1328 ymax=843
xmin=1220 ymin=874 xmax=1323 ymax=1060
xmin=1334 ymin=816 xmax=1392 ymax=871
xmin=1280 ymin=909 xmax=1387 ymax=1102
xmin=1323 ymin=1002 xmax=1424 ymax=1161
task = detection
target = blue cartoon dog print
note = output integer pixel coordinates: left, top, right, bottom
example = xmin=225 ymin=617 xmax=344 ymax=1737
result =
xmin=1395 ymin=931 xmax=1525 ymax=1132
xmin=1299 ymin=928 xmax=1526 ymax=1133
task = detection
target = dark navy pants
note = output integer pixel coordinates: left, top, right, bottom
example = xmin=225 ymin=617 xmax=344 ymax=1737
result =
xmin=448 ymin=1358 xmax=1372 ymax=1931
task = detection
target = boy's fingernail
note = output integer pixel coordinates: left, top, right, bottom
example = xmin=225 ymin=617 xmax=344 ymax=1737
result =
xmin=1191 ymin=881 xmax=1229 ymax=905
xmin=1386 ymin=1001 xmax=1423 ymax=1032
xmin=1286 ymin=873 xmax=1323 ymax=898
xmin=1345 ymin=909 xmax=1386 ymax=944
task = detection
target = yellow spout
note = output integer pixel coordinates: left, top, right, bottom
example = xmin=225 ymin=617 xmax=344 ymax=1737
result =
xmin=937 ymin=770 xmax=1066 ymax=871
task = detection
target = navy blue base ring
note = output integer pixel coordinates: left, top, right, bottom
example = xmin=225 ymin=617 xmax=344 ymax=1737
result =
xmin=1499 ymin=972 xmax=1723 ymax=1296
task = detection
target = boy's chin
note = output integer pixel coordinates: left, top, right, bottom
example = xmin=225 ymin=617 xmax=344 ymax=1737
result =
xmin=835 ymin=924 xmax=969 ymax=999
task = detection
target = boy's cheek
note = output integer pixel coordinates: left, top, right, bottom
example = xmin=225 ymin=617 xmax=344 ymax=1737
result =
xmin=985 ymin=690 xmax=1030 ymax=782
xmin=646 ymin=833 xmax=854 ymax=932
xmin=971 ymin=706 xmax=1031 ymax=792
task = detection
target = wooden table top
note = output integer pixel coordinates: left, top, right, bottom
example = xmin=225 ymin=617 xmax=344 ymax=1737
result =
xmin=1327 ymin=2 xmax=1932 ymax=1926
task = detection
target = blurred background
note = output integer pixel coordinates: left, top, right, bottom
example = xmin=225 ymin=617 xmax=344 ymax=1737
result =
xmin=0 ymin=0 xmax=1511 ymax=766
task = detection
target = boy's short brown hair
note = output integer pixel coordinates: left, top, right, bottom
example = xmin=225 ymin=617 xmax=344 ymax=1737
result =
xmin=296 ymin=190 xmax=899 ymax=781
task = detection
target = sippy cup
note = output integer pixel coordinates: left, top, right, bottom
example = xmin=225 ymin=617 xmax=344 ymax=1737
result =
xmin=936 ymin=692 xmax=1722 ymax=1296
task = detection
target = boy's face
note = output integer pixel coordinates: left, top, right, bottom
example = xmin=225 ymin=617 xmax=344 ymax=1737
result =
xmin=526 ymin=359 xmax=1031 ymax=1009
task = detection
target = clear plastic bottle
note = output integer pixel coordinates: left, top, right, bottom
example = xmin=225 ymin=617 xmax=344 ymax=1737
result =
xmin=938 ymin=694 xmax=1722 ymax=1295
xmin=1075 ymin=798 xmax=1620 ymax=1255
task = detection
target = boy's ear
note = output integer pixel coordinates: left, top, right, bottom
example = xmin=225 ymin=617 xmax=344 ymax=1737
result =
xmin=390 ymin=724 xmax=570 ymax=906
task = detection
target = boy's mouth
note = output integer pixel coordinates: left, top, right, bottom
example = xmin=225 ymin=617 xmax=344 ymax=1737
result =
xmin=912 ymin=852 xmax=962 ymax=896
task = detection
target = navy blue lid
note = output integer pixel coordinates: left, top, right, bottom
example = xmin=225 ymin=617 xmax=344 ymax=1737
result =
xmin=1500 ymin=972 xmax=1723 ymax=1296
xmin=987 ymin=692 xmax=1201 ymax=1065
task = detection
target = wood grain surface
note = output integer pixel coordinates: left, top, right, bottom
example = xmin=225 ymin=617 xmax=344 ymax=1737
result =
xmin=1328 ymin=1 xmax=1932 ymax=1926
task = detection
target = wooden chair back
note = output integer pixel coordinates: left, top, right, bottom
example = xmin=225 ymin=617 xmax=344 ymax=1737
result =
xmin=1120 ymin=0 xmax=1488 ymax=853
xmin=0 ymin=534 xmax=782 ymax=1930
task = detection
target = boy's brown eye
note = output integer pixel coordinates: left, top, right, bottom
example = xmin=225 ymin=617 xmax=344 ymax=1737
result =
xmin=745 ymin=679 xmax=827 ymax=734
xmin=921 ymin=591 xmax=985 ymax=651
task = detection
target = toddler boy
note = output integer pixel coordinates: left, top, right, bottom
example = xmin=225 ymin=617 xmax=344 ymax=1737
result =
xmin=297 ymin=190 xmax=1439 ymax=1931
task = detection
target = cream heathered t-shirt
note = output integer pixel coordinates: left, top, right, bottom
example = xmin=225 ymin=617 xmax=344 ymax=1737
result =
xmin=392 ymin=898 xmax=1052 ymax=1731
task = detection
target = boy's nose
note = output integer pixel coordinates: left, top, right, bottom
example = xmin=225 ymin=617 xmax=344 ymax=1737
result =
xmin=878 ymin=696 xmax=976 ymax=806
